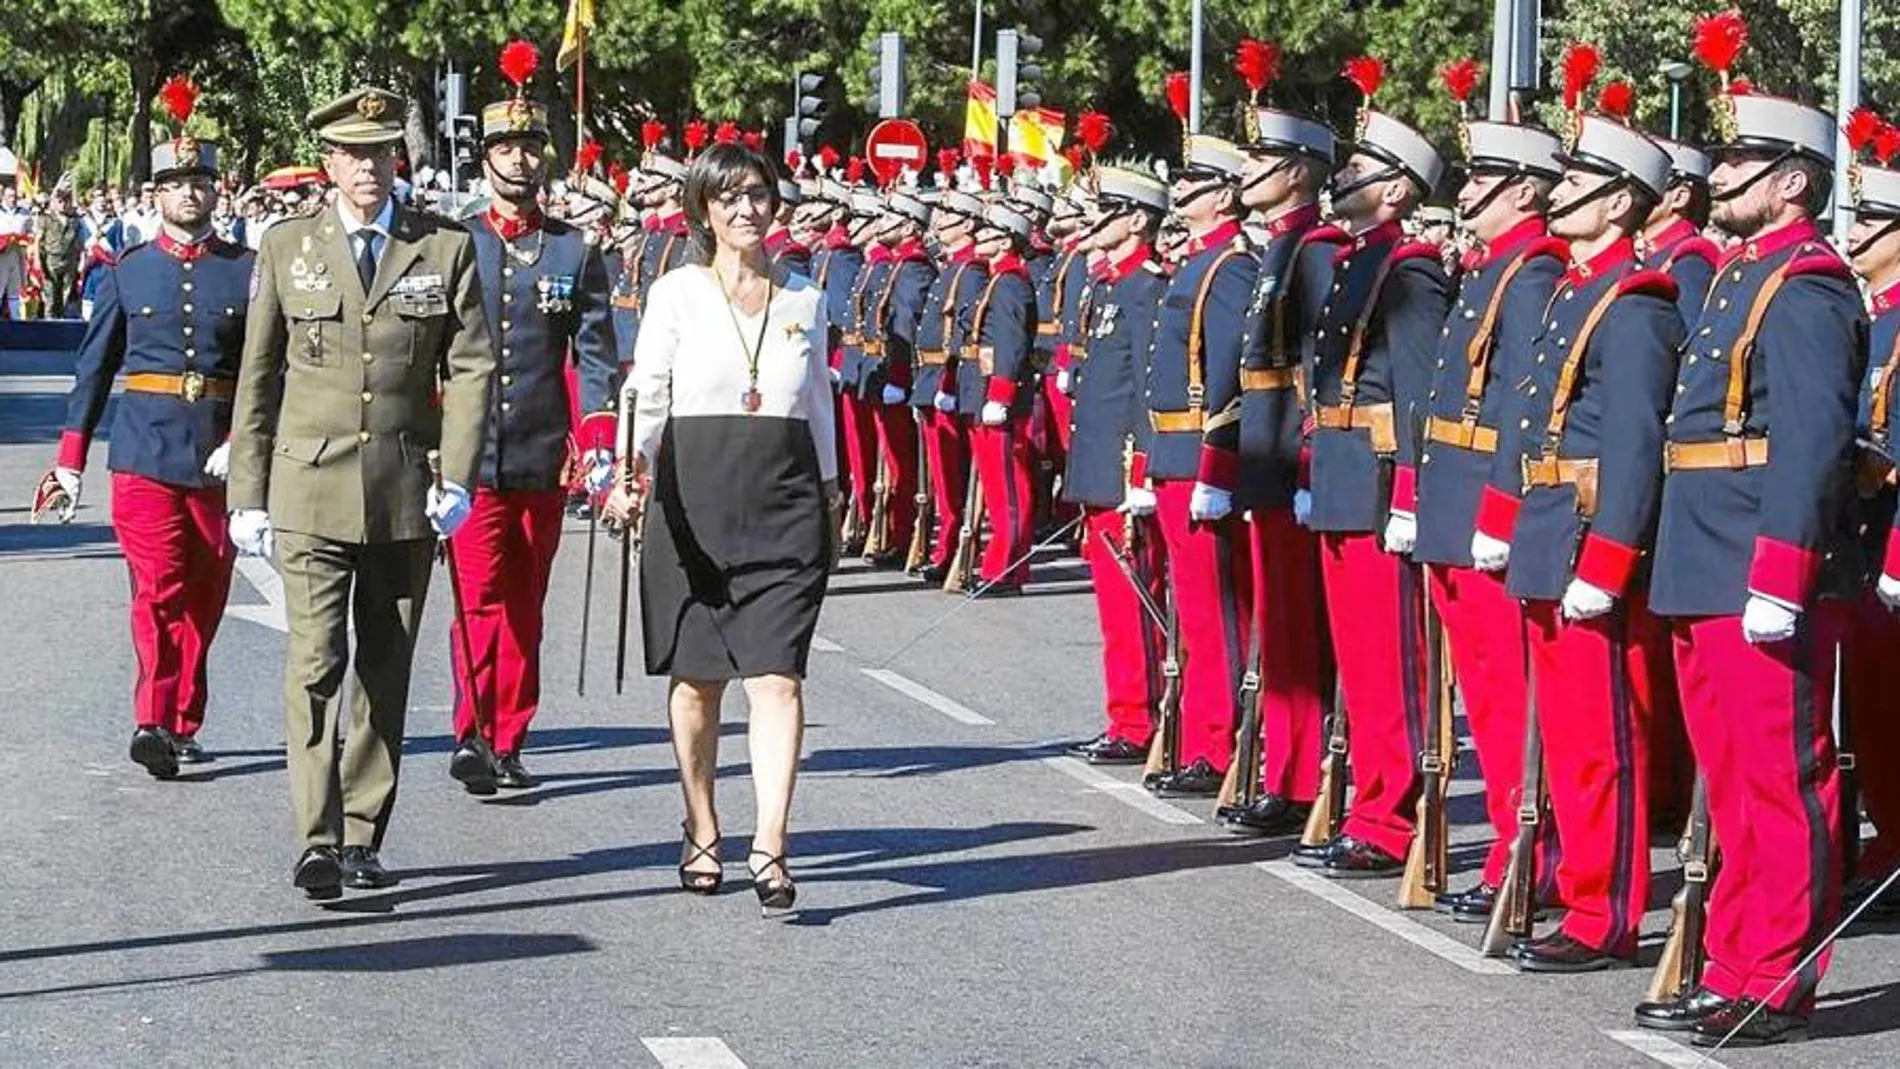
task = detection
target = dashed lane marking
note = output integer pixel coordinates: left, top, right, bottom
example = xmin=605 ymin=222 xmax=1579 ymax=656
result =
xmin=1041 ymin=756 xmax=1204 ymax=826
xmin=859 ymin=668 xmax=995 ymax=725
xmin=1257 ymin=859 xmax=1518 ymax=976
xmin=641 ymin=1037 xmax=749 ymax=1068
xmin=1602 ymin=1029 xmax=1725 ymax=1068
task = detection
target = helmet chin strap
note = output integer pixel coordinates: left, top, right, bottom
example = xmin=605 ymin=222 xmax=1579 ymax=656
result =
xmin=1076 ymin=205 xmax=1131 ymax=246
xmin=1710 ymin=148 xmax=1793 ymax=203
xmin=1171 ymin=176 xmax=1230 ymax=214
xmin=1850 ymin=218 xmax=1900 ymax=261
xmin=1329 ymin=164 xmax=1400 ymax=205
xmin=1238 ymin=156 xmax=1295 ymax=198
xmin=1546 ymin=174 xmax=1627 ymax=222
xmin=1457 ymin=173 xmax=1520 ymax=226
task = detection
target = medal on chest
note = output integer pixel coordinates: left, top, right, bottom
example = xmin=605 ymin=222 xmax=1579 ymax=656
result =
xmin=536 ymin=273 xmax=575 ymax=315
xmin=1092 ymin=303 xmax=1120 ymax=339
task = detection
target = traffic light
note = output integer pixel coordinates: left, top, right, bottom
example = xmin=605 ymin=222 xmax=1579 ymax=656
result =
xmin=436 ymin=69 xmax=466 ymax=142
xmin=866 ymin=32 xmax=905 ymax=119
xmin=796 ymin=72 xmax=828 ymax=147
xmin=452 ymin=115 xmax=479 ymax=171
xmin=995 ymin=29 xmax=1043 ymax=117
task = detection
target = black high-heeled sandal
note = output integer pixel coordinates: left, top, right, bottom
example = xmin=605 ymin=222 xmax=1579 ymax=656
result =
xmin=747 ymin=850 xmax=797 ymax=915
xmin=678 ymin=823 xmax=723 ymax=895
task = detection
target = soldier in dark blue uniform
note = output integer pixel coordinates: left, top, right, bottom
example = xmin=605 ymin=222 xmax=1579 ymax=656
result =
xmin=33 ymin=96 xmax=250 ymax=779
xmin=765 ymin=175 xmax=813 ymax=276
xmin=960 ymin=201 xmax=1040 ymax=593
xmin=1063 ymin=166 xmax=1169 ymax=764
xmin=1412 ymin=119 xmax=1568 ymax=912
xmin=1040 ymin=184 xmax=1095 ymax=477
xmin=1492 ymin=116 xmax=1684 ymax=972
xmin=807 ymin=175 xmax=863 ymax=504
xmin=836 ymin=188 xmax=888 ymax=553
xmin=1642 ymin=90 xmax=1868 ymax=1046
xmin=1642 ymin=138 xmax=1720 ymax=324
xmin=859 ymin=190 xmax=936 ymax=566
xmin=1141 ymin=134 xmax=1259 ymax=796
xmin=1291 ymin=105 xmax=1451 ymax=877
xmin=440 ymin=50 xmax=617 ymax=792
xmin=908 ymin=188 xmax=986 ymax=580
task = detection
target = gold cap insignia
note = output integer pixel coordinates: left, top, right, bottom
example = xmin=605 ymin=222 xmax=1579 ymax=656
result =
xmin=357 ymin=94 xmax=387 ymax=121
xmin=507 ymin=98 xmax=533 ymax=132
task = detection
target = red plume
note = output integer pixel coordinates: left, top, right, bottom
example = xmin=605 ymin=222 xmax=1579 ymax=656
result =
xmin=157 ymin=75 xmax=199 ymax=125
xmin=1440 ymin=59 xmax=1481 ymax=105
xmin=1598 ymin=80 xmax=1634 ymax=121
xmin=1076 ymin=110 xmax=1113 ymax=154
xmin=609 ymin=163 xmax=631 ymax=195
xmin=741 ymin=130 xmax=764 ymax=153
xmin=1234 ymin=39 xmax=1281 ymax=97
xmin=683 ymin=119 xmax=709 ymax=152
xmin=713 ymin=121 xmax=739 ymax=145
xmin=1693 ymin=9 xmax=1749 ymax=77
xmin=785 ymin=149 xmax=803 ymax=173
xmin=1727 ymin=78 xmax=1752 ymax=96
xmin=1561 ymin=42 xmax=1601 ymax=111
xmin=1165 ymin=71 xmax=1191 ymax=122
xmin=641 ymin=120 xmax=666 ymax=149
xmin=817 ymin=145 xmax=840 ymax=172
xmin=973 ymin=154 xmax=994 ymax=190
xmin=1343 ymin=56 xmax=1384 ymax=100
xmin=1847 ymin=108 xmax=1884 ymax=154
xmin=996 ymin=153 xmax=1017 ymax=180
xmin=937 ymin=147 xmax=961 ymax=178
xmin=499 ymin=40 xmax=540 ymax=88
xmin=846 ymin=156 xmax=865 ymax=184
xmin=1876 ymin=124 xmax=1900 ymax=167
xmin=1062 ymin=145 xmax=1084 ymax=172
xmin=575 ymin=139 xmax=603 ymax=173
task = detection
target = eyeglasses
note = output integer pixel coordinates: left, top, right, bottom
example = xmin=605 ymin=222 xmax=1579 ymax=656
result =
xmin=716 ymin=185 xmax=775 ymax=209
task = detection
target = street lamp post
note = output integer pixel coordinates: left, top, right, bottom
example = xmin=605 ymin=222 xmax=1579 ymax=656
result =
xmin=1661 ymin=62 xmax=1692 ymax=140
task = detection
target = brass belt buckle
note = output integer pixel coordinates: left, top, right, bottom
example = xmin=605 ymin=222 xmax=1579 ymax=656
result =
xmin=181 ymin=371 xmax=206 ymax=404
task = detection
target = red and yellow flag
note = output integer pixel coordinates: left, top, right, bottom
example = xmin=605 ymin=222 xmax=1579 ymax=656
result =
xmin=1007 ymin=106 xmax=1066 ymax=168
xmin=556 ymin=0 xmax=596 ymax=72
xmin=963 ymin=81 xmax=998 ymax=160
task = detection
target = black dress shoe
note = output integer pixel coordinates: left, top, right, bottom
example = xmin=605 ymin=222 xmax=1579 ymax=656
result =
xmin=494 ymin=752 xmax=538 ymax=790
xmin=1292 ymin=837 xmax=1340 ymax=869
xmin=1319 ymin=836 xmax=1405 ymax=879
xmin=918 ymin=563 xmax=950 ymax=584
xmin=1217 ymin=794 xmax=1310 ymax=837
xmin=129 ymin=726 xmax=178 ymax=780
xmin=1433 ymin=882 xmax=1499 ymax=923
xmin=841 ymin=536 xmax=867 ymax=558
xmin=1068 ymin=733 xmax=1149 ymax=765
xmin=864 ymin=549 xmax=906 ymax=569
xmin=1511 ymin=930 xmax=1629 ymax=973
xmin=340 ymin=845 xmax=399 ymax=890
xmin=293 ymin=846 xmax=343 ymax=900
xmin=1634 ymin=986 xmax=1732 ymax=1032
xmin=1150 ymin=758 xmax=1224 ymax=798
xmin=1689 ymin=997 xmax=1809 ymax=1048
xmin=170 ymin=733 xmax=207 ymax=764
xmin=449 ymin=735 xmax=499 ymax=795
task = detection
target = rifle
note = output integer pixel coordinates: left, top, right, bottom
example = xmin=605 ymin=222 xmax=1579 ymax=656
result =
xmin=1398 ymin=585 xmax=1454 ymax=909
xmin=1216 ymin=592 xmax=1266 ymax=814
xmin=426 ymin=450 xmax=485 ymax=736
xmin=1141 ymin=587 xmax=1184 ymax=787
xmin=864 ymin=450 xmax=891 ymax=558
xmin=905 ymin=416 xmax=932 ymax=573
xmin=1302 ymin=562 xmax=1347 ymax=848
xmin=942 ymin=460 xmax=985 ymax=594
xmin=1645 ymin=776 xmax=1714 ymax=1003
xmin=1481 ymin=640 xmax=1545 ymax=957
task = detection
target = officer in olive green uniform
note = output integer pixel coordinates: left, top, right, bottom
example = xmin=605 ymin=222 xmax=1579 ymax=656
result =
xmin=227 ymin=88 xmax=496 ymax=900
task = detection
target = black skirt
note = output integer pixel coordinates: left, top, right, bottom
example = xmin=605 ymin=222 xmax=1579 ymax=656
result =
xmin=641 ymin=414 xmax=832 ymax=680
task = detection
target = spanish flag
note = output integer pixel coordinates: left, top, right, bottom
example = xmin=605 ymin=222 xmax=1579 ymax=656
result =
xmin=963 ymin=81 xmax=998 ymax=160
xmin=1007 ymin=106 xmax=1066 ymax=167
xmin=556 ymin=0 xmax=595 ymax=72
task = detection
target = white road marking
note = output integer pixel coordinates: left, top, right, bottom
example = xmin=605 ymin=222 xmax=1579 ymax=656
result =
xmin=1041 ymin=756 xmax=1204 ymax=826
xmin=1602 ymin=1029 xmax=1724 ymax=1068
xmin=859 ymin=668 xmax=994 ymax=725
xmin=230 ymin=557 xmax=288 ymax=632
xmin=641 ymin=1037 xmax=749 ymax=1069
xmin=1257 ymin=860 xmax=1518 ymax=976
xmin=811 ymin=634 xmax=844 ymax=653
xmin=0 ymin=375 xmax=98 ymax=395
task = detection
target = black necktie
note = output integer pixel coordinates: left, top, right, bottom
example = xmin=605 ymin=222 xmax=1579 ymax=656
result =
xmin=355 ymin=233 xmax=377 ymax=291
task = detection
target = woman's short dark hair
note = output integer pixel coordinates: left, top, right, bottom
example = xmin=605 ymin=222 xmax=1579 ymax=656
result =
xmin=683 ymin=143 xmax=780 ymax=261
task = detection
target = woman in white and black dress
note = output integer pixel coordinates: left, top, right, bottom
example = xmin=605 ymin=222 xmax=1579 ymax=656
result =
xmin=603 ymin=143 xmax=836 ymax=915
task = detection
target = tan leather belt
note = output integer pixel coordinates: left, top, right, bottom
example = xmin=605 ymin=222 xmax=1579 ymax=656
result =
xmin=918 ymin=348 xmax=949 ymax=367
xmin=125 ymin=371 xmax=234 ymax=403
xmin=1035 ymin=322 xmax=1060 ymax=336
xmin=1313 ymin=402 xmax=1397 ymax=454
xmin=1664 ymin=437 xmax=1769 ymax=472
xmin=1240 ymin=367 xmax=1298 ymax=392
xmin=862 ymin=340 xmax=885 ymax=358
xmin=1426 ymin=415 xmax=1498 ymax=454
xmin=611 ymin=295 xmax=640 ymax=310
xmin=842 ymin=331 xmax=863 ymax=347
xmin=968 ymin=345 xmax=996 ymax=375
xmin=1150 ymin=410 xmax=1205 ymax=433
xmin=1522 ymin=455 xmax=1600 ymax=518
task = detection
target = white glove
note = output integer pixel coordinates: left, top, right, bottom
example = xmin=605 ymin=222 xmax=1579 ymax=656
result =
xmin=1056 ymin=369 xmax=1074 ymax=396
xmin=1741 ymin=593 xmax=1800 ymax=645
xmin=202 ymin=442 xmax=231 ymax=480
xmin=1561 ymin=578 xmax=1616 ymax=621
xmin=42 ymin=467 xmax=83 ymax=523
xmin=1188 ymin=482 xmax=1232 ymax=522
xmin=1471 ymin=530 xmax=1511 ymax=573
xmin=582 ymin=448 xmax=616 ymax=495
xmin=1292 ymin=488 xmax=1313 ymax=528
xmin=1878 ymin=573 xmax=1900 ymax=612
xmin=882 ymin=383 xmax=908 ymax=405
xmin=933 ymin=391 xmax=958 ymax=414
xmin=228 ymin=509 xmax=274 ymax=558
xmin=980 ymin=400 xmax=1009 ymax=426
xmin=426 ymin=480 xmax=473 ymax=537
xmin=1382 ymin=511 xmax=1417 ymax=555
xmin=1118 ymin=486 xmax=1158 ymax=517
xmin=828 ymin=366 xmax=841 ymax=387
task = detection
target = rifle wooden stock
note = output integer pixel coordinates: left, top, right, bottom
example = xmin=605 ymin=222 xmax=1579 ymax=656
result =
xmin=1399 ymin=590 xmax=1452 ymax=909
xmin=1302 ymin=658 xmax=1348 ymax=848
xmin=1482 ymin=647 xmax=1544 ymax=957
xmin=864 ymin=452 xmax=891 ymax=557
xmin=905 ymin=418 xmax=932 ymax=573
xmin=1217 ymin=595 xmax=1267 ymax=811
xmin=1142 ymin=592 xmax=1184 ymax=780
xmin=942 ymin=461 xmax=985 ymax=593
xmin=1645 ymin=777 xmax=1713 ymax=1002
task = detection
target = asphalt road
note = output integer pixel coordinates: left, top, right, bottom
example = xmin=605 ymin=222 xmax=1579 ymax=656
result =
xmin=2 ymin=351 xmax=1896 ymax=1068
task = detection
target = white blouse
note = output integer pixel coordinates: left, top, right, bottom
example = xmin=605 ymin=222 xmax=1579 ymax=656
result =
xmin=621 ymin=265 xmax=837 ymax=483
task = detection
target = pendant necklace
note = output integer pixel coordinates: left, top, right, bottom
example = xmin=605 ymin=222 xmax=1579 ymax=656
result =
xmin=716 ymin=265 xmax=775 ymax=412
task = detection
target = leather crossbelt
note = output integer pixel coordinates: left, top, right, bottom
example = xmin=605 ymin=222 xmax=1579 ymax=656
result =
xmin=611 ymin=295 xmax=641 ymax=310
xmin=1663 ymin=437 xmax=1769 ymax=472
xmin=1313 ymin=402 xmax=1397 ymax=455
xmin=1150 ymin=410 xmax=1205 ymax=433
xmin=1035 ymin=322 xmax=1061 ymax=336
xmin=1426 ymin=414 xmax=1498 ymax=454
xmin=917 ymin=348 xmax=949 ymax=366
xmin=1522 ymin=456 xmax=1600 ymax=518
xmin=125 ymin=371 xmax=234 ymax=403
xmin=1239 ymin=367 xmax=1298 ymax=392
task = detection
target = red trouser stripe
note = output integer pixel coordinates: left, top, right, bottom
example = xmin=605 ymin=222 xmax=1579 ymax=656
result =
xmin=1674 ymin=610 xmax=1843 ymax=1012
xmin=972 ymin=419 xmax=1037 ymax=587
xmin=1844 ymin=593 xmax=1900 ymax=878
xmin=841 ymin=392 xmax=878 ymax=526
xmin=1153 ymin=480 xmax=1251 ymax=769
xmin=1247 ymin=508 xmax=1324 ymax=801
xmin=111 ymin=473 xmax=234 ymax=736
xmin=1429 ymin=564 xmax=1528 ymax=886
xmin=1320 ymin=531 xmax=1423 ymax=858
xmin=923 ymin=409 xmax=968 ymax=569
xmin=1083 ymin=507 xmax=1166 ymax=745
xmin=870 ymin=402 xmax=919 ymax=554
xmin=446 ymin=489 xmax=565 ymax=755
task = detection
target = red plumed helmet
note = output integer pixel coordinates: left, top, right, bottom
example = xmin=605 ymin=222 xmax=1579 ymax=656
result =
xmin=846 ymin=156 xmax=865 ymax=184
xmin=1847 ymin=107 xmax=1885 ymax=155
xmin=995 ymin=153 xmax=1017 ymax=178
xmin=1561 ymin=42 xmax=1601 ymax=111
xmin=1076 ymin=110 xmax=1113 ymax=154
xmin=937 ymin=147 xmax=960 ymax=178
xmin=1598 ymin=80 xmax=1635 ymax=120
xmin=1875 ymin=123 xmax=1900 ymax=167
xmin=575 ymin=139 xmax=603 ymax=173
xmin=609 ymin=163 xmax=631 ymax=195
xmin=1165 ymin=72 xmax=1190 ymax=122
xmin=1234 ymin=39 xmax=1281 ymax=97
xmin=683 ymin=119 xmax=709 ymax=152
xmin=641 ymin=119 xmax=667 ymax=149
xmin=499 ymin=40 xmax=540 ymax=89
xmin=973 ymin=154 xmax=993 ymax=189
xmin=817 ymin=144 xmax=841 ymax=172
xmin=740 ymin=130 xmax=763 ymax=153
xmin=158 ymin=75 xmax=199 ymax=125
xmin=785 ymin=148 xmax=803 ymax=173
xmin=1343 ymin=56 xmax=1384 ymax=100
xmin=1693 ymin=9 xmax=1749 ymax=77
xmin=1440 ymin=58 xmax=1481 ymax=105
xmin=713 ymin=120 xmax=739 ymax=145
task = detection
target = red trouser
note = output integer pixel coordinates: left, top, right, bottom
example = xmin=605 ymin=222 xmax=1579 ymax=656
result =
xmin=870 ymin=400 xmax=919 ymax=554
xmin=972 ymin=418 xmax=1036 ymax=587
xmin=1042 ymin=370 xmax=1074 ymax=456
xmin=1674 ymin=610 xmax=1844 ymax=1012
xmin=1429 ymin=564 xmax=1528 ymax=887
xmin=1320 ymin=531 xmax=1423 ymax=858
xmin=1083 ymin=507 xmax=1167 ymax=745
xmin=1153 ymin=480 xmax=1251 ymax=769
xmin=446 ymin=489 xmax=565 ymax=755
xmin=841 ymin=391 xmax=878 ymax=529
xmin=1842 ymin=593 xmax=1900 ymax=879
xmin=111 ymin=473 xmax=233 ymax=737
xmin=1527 ymin=599 xmax=1665 ymax=957
xmin=921 ymin=408 xmax=968 ymax=569
xmin=1247 ymin=508 xmax=1325 ymax=802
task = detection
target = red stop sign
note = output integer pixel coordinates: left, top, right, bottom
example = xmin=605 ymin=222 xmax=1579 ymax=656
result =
xmin=864 ymin=119 xmax=930 ymax=186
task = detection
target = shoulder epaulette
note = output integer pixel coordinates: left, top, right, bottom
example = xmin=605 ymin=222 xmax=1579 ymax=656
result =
xmin=1787 ymin=245 xmax=1853 ymax=281
xmin=1522 ymin=236 xmax=1571 ymax=263
xmin=1390 ymin=240 xmax=1444 ymax=265
xmin=1616 ymin=268 xmax=1680 ymax=301
xmin=1665 ymin=236 xmax=1720 ymax=266
xmin=1301 ymin=224 xmax=1351 ymax=247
